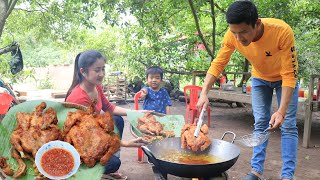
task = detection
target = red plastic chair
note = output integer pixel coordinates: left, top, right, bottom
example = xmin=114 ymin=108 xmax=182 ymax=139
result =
xmin=184 ymin=85 xmax=211 ymax=127
xmin=134 ymin=91 xmax=145 ymax=162
xmin=134 ymin=91 xmax=142 ymax=111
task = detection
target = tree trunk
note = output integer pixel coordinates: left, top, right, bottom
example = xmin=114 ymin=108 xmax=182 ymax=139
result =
xmin=188 ymin=0 xmax=214 ymax=59
xmin=0 ymin=0 xmax=8 ymax=38
xmin=210 ymin=0 xmax=215 ymax=60
xmin=0 ymin=44 xmax=18 ymax=55
xmin=0 ymin=0 xmax=18 ymax=40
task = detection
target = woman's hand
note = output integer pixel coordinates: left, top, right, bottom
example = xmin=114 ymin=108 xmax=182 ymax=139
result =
xmin=121 ymin=137 xmax=149 ymax=148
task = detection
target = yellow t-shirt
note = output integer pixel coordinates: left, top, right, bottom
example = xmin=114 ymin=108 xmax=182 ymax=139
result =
xmin=207 ymin=18 xmax=298 ymax=88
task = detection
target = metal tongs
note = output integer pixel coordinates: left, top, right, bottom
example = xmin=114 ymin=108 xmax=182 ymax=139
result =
xmin=194 ymin=109 xmax=205 ymax=137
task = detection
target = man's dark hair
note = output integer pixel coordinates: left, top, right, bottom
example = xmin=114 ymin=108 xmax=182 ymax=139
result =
xmin=226 ymin=1 xmax=258 ymax=28
xmin=146 ymin=66 xmax=164 ymax=80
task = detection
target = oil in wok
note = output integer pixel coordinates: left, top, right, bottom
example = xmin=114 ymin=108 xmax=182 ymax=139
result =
xmin=158 ymin=149 xmax=224 ymax=164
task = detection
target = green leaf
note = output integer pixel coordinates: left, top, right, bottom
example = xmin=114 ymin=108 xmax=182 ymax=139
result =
xmin=126 ymin=111 xmax=185 ymax=137
xmin=0 ymin=100 xmax=111 ymax=180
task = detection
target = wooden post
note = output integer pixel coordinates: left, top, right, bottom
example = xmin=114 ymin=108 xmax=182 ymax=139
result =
xmin=302 ymin=75 xmax=314 ymax=148
xmin=192 ymin=71 xmax=196 ymax=85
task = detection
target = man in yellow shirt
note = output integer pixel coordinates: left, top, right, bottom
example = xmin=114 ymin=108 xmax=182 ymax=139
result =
xmin=196 ymin=1 xmax=298 ymax=180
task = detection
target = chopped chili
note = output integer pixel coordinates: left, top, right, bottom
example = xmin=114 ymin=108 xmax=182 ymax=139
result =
xmin=41 ymin=148 xmax=74 ymax=176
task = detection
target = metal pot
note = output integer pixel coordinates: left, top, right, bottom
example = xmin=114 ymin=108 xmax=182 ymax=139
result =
xmin=141 ymin=131 xmax=240 ymax=178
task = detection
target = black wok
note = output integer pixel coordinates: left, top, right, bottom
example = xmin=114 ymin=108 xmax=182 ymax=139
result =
xmin=141 ymin=131 xmax=240 ymax=178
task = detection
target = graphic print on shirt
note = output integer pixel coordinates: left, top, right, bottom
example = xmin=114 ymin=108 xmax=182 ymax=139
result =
xmin=291 ymin=46 xmax=298 ymax=78
xmin=265 ymin=51 xmax=272 ymax=56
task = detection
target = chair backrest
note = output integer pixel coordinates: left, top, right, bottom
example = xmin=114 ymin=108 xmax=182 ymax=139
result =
xmin=134 ymin=91 xmax=142 ymax=110
xmin=184 ymin=85 xmax=203 ymax=110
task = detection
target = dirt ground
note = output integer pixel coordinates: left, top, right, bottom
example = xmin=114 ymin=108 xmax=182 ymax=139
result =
xmin=117 ymin=101 xmax=320 ymax=180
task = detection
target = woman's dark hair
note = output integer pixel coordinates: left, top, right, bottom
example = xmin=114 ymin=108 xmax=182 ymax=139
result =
xmin=65 ymin=50 xmax=105 ymax=100
xmin=226 ymin=1 xmax=258 ymax=28
xmin=146 ymin=66 xmax=164 ymax=80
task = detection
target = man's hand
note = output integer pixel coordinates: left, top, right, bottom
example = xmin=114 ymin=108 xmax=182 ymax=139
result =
xmin=196 ymin=73 xmax=217 ymax=112
xmin=121 ymin=137 xmax=149 ymax=147
xmin=269 ymin=111 xmax=285 ymax=129
xmin=196 ymin=94 xmax=209 ymax=112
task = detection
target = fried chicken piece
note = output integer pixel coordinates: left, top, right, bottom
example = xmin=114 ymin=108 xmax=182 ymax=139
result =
xmin=10 ymin=102 xmax=62 ymax=178
xmin=63 ymin=103 xmax=120 ymax=167
xmin=0 ymin=156 xmax=13 ymax=176
xmin=137 ymin=113 xmax=161 ymax=135
xmin=137 ymin=113 xmax=174 ymax=135
xmin=10 ymin=148 xmax=26 ymax=178
xmin=160 ymin=130 xmax=175 ymax=138
xmin=180 ymin=124 xmax=211 ymax=152
xmin=137 ymin=113 xmax=175 ymax=141
xmin=142 ymin=134 xmax=164 ymax=143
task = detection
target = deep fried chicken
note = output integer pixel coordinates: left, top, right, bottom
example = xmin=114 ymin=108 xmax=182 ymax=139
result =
xmin=142 ymin=134 xmax=164 ymax=143
xmin=137 ymin=112 xmax=163 ymax=135
xmin=10 ymin=102 xmax=62 ymax=178
xmin=63 ymin=103 xmax=120 ymax=167
xmin=137 ymin=113 xmax=175 ymax=141
xmin=181 ymin=123 xmax=211 ymax=152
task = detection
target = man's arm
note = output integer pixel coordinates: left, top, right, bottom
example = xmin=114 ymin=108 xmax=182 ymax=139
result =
xmin=196 ymin=74 xmax=218 ymax=111
xmin=270 ymin=25 xmax=297 ymax=129
xmin=196 ymin=30 xmax=235 ymax=111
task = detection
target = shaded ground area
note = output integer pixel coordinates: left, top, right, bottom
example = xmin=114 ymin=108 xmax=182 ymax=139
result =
xmin=118 ymin=101 xmax=320 ymax=180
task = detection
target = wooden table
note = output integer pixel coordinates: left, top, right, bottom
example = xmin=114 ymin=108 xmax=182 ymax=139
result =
xmin=207 ymin=88 xmax=278 ymax=108
xmin=191 ymin=70 xmax=251 ymax=86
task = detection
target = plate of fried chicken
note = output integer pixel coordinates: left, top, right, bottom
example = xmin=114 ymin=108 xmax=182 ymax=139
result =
xmin=0 ymin=100 xmax=120 ymax=180
xmin=127 ymin=111 xmax=185 ymax=142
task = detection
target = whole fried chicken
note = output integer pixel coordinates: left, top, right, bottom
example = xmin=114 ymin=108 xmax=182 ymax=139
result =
xmin=180 ymin=123 xmax=211 ymax=152
xmin=10 ymin=102 xmax=62 ymax=178
xmin=63 ymin=103 xmax=120 ymax=167
xmin=137 ymin=112 xmax=175 ymax=141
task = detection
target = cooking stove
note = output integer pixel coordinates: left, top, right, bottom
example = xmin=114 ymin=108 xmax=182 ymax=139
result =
xmin=152 ymin=166 xmax=228 ymax=180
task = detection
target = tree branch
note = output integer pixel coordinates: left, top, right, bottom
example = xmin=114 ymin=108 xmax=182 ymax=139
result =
xmin=14 ymin=8 xmax=43 ymax=12
xmin=6 ymin=0 xmax=18 ymax=18
xmin=214 ymin=2 xmax=225 ymax=14
xmin=134 ymin=56 xmax=148 ymax=67
xmin=188 ymin=0 xmax=214 ymax=59
xmin=0 ymin=44 xmax=18 ymax=55
xmin=163 ymin=69 xmax=192 ymax=75
xmin=217 ymin=25 xmax=228 ymax=36
xmin=36 ymin=1 xmax=49 ymax=12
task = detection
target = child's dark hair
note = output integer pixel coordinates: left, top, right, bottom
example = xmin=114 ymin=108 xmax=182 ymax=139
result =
xmin=226 ymin=1 xmax=258 ymax=28
xmin=65 ymin=50 xmax=105 ymax=100
xmin=146 ymin=66 xmax=164 ymax=80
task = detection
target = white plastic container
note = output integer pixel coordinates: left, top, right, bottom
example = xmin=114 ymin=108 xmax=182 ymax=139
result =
xmin=35 ymin=140 xmax=80 ymax=180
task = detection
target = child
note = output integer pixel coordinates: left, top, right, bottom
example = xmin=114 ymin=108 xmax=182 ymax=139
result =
xmin=65 ymin=50 xmax=147 ymax=179
xmin=139 ymin=66 xmax=172 ymax=114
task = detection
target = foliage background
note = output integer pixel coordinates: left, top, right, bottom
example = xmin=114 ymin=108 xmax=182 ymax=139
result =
xmin=0 ymin=0 xmax=319 ymax=89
